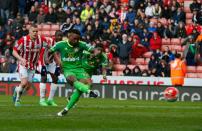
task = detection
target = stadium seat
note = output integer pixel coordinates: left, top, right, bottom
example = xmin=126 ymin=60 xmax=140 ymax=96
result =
xmin=172 ymin=45 xmax=182 ymax=52
xmin=127 ymin=65 xmax=135 ymax=70
xmin=135 ymin=58 xmax=145 ymax=65
xmin=139 ymin=65 xmax=148 ymax=71
xmin=197 ymin=73 xmax=202 ymax=78
xmin=117 ymin=71 xmax=124 ymax=76
xmin=51 ymin=24 xmax=60 ymax=31
xmin=143 ymin=51 xmax=153 ymax=58
xmin=112 ymin=58 xmax=120 ymax=64
xmin=196 ymin=66 xmax=202 ymax=73
xmin=186 ymin=13 xmax=193 ymax=19
xmin=186 ymin=19 xmax=192 ymax=25
xmin=129 ymin=58 xmax=136 ymax=64
xmin=112 ymin=71 xmax=117 ymax=76
xmin=187 ymin=66 xmax=196 ymax=73
xmin=184 ymin=7 xmax=191 ymax=13
xmin=41 ymin=31 xmax=50 ymax=37
xmin=113 ymin=64 xmax=126 ymax=71
xmin=42 ymin=24 xmax=51 ymax=31
xmin=186 ymin=73 xmax=197 ymax=78
xmin=171 ymin=38 xmax=181 ymax=45
xmin=37 ymin=24 xmax=42 ymax=31
xmin=162 ymin=38 xmax=171 ymax=45
xmin=37 ymin=31 xmax=42 ymax=35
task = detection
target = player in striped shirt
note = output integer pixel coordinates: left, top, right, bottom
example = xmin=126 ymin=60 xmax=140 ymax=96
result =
xmin=12 ymin=24 xmax=48 ymax=106
xmin=37 ymin=31 xmax=63 ymax=106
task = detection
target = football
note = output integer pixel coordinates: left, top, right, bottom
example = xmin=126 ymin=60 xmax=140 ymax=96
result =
xmin=164 ymin=87 xmax=179 ymax=102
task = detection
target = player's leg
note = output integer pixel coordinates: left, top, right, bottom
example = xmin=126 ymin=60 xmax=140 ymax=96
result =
xmin=47 ymin=73 xmax=58 ymax=106
xmin=46 ymin=63 xmax=60 ymax=106
xmin=39 ymin=66 xmax=48 ymax=106
xmin=13 ymin=65 xmax=29 ymax=106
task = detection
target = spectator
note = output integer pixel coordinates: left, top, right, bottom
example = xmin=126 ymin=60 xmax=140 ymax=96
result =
xmin=161 ymin=6 xmax=171 ymax=19
xmin=0 ymin=0 xmax=12 ymax=24
xmin=60 ymin=17 xmax=73 ymax=35
xmin=18 ymin=0 xmax=26 ymax=16
xmin=132 ymin=66 xmax=142 ymax=76
xmin=149 ymin=32 xmax=162 ymax=51
xmin=174 ymin=22 xmax=187 ymax=38
xmin=162 ymin=46 xmax=173 ymax=63
xmin=156 ymin=22 xmax=165 ymax=38
xmin=109 ymin=44 xmax=119 ymax=59
xmin=172 ymin=7 xmax=186 ymax=25
xmin=4 ymin=19 xmax=13 ymax=33
xmin=56 ymin=7 xmax=67 ymax=23
xmin=102 ymin=17 xmax=110 ymax=30
xmin=150 ymin=67 xmax=158 ymax=77
xmin=125 ymin=6 xmax=136 ymax=25
xmin=190 ymin=0 xmax=201 ymax=12
xmin=152 ymin=3 xmax=162 ymax=18
xmin=73 ymin=17 xmax=85 ymax=36
xmin=37 ymin=8 xmax=45 ymax=24
xmin=148 ymin=22 xmax=157 ymax=33
xmin=131 ymin=35 xmax=148 ymax=59
xmin=110 ymin=19 xmax=120 ymax=33
xmin=9 ymin=57 xmax=17 ymax=73
xmin=192 ymin=10 xmax=202 ymax=25
xmin=28 ymin=6 xmax=38 ymax=23
xmin=123 ymin=66 xmax=132 ymax=76
xmin=100 ymin=0 xmax=112 ymax=14
xmin=45 ymin=7 xmax=57 ymax=23
xmin=163 ymin=23 xmax=175 ymax=38
xmin=117 ymin=34 xmax=132 ymax=64
xmin=148 ymin=54 xmax=159 ymax=70
xmin=158 ymin=60 xmax=170 ymax=77
xmin=80 ymin=3 xmax=94 ymax=22
xmin=145 ymin=2 xmax=153 ymax=18
xmin=0 ymin=57 xmax=10 ymax=73
xmin=0 ymin=25 xmax=6 ymax=39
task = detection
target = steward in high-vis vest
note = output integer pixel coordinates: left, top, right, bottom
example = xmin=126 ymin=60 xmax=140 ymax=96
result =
xmin=170 ymin=53 xmax=187 ymax=86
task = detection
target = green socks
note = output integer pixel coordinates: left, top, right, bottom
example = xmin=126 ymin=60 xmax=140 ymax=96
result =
xmin=66 ymin=89 xmax=82 ymax=110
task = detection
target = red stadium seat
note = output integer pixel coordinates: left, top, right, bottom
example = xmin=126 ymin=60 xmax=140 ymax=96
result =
xmin=161 ymin=45 xmax=172 ymax=51
xmin=117 ymin=71 xmax=124 ymax=76
xmin=187 ymin=66 xmax=196 ymax=73
xmin=112 ymin=58 xmax=120 ymax=64
xmin=127 ymin=65 xmax=135 ymax=70
xmin=113 ymin=64 xmax=126 ymax=71
xmin=197 ymin=73 xmax=202 ymax=78
xmin=41 ymin=31 xmax=50 ymax=37
xmin=172 ymin=45 xmax=182 ymax=52
xmin=171 ymin=38 xmax=181 ymax=45
xmin=186 ymin=73 xmax=197 ymax=78
xmin=42 ymin=24 xmax=51 ymax=31
xmin=135 ymin=58 xmax=145 ymax=65
xmin=196 ymin=66 xmax=202 ymax=73
xmin=184 ymin=7 xmax=191 ymax=13
xmin=51 ymin=24 xmax=60 ymax=31
xmin=186 ymin=19 xmax=192 ymax=25
xmin=112 ymin=71 xmax=117 ymax=76
xmin=139 ymin=65 xmax=148 ymax=71
xmin=162 ymin=38 xmax=171 ymax=45
xmin=37 ymin=24 xmax=42 ymax=31
xmin=129 ymin=58 xmax=136 ymax=64
xmin=186 ymin=13 xmax=193 ymax=19
xmin=143 ymin=51 xmax=153 ymax=58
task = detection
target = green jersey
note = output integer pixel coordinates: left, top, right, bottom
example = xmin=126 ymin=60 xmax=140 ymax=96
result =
xmin=82 ymin=51 xmax=108 ymax=75
xmin=50 ymin=40 xmax=92 ymax=70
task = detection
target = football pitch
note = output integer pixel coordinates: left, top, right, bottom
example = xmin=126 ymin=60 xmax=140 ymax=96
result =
xmin=0 ymin=95 xmax=202 ymax=131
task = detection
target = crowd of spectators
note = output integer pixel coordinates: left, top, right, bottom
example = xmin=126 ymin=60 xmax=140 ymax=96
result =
xmin=0 ymin=0 xmax=201 ymax=77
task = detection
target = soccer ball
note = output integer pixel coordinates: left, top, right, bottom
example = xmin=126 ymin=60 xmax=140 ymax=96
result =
xmin=163 ymin=87 xmax=179 ymax=102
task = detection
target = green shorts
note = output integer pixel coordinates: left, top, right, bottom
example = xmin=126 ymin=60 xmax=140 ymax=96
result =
xmin=63 ymin=68 xmax=90 ymax=80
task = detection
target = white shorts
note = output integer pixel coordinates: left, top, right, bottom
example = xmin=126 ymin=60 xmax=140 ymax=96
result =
xmin=18 ymin=65 xmax=35 ymax=82
xmin=37 ymin=61 xmax=56 ymax=74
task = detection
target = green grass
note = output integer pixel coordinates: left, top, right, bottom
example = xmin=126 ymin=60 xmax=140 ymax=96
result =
xmin=0 ymin=95 xmax=202 ymax=131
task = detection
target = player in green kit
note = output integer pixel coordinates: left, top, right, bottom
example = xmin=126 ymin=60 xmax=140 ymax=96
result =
xmin=82 ymin=44 xmax=108 ymax=78
xmin=49 ymin=29 xmax=98 ymax=116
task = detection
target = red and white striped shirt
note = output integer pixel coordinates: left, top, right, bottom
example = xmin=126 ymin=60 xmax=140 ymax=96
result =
xmin=13 ymin=35 xmax=47 ymax=70
xmin=38 ymin=37 xmax=56 ymax=66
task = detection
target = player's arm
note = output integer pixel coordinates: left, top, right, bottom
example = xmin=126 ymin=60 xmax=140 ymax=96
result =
xmin=12 ymin=39 xmax=26 ymax=66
